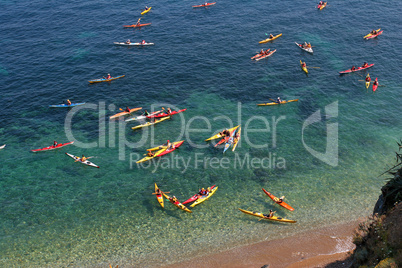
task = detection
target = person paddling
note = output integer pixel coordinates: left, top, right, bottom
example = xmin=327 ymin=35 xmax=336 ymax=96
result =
xmin=53 ymin=141 xmax=58 ymax=147
xmin=125 ymin=39 xmax=131 ymax=44
xmin=66 ymin=99 xmax=72 ymax=106
xmin=124 ymin=107 xmax=131 ymax=113
xmin=81 ymin=155 xmax=87 ymax=162
xmin=351 ymin=66 xmax=356 ymax=71
xmin=264 ymin=209 xmax=275 ymax=219
xmin=104 ymin=73 xmax=112 ymax=80
xmin=365 ymin=74 xmax=371 ymax=82
xmin=136 ymin=18 xmax=141 ymax=26
xmin=373 ymin=78 xmax=378 ymax=87
xmin=141 ymin=40 xmax=146 ymax=45
xmin=278 ymin=196 xmax=285 ymax=203
xmin=269 ymin=34 xmax=274 ymax=39
xmin=361 ymin=62 xmax=368 ymax=68
xmin=276 ymin=97 xmax=282 ymax=104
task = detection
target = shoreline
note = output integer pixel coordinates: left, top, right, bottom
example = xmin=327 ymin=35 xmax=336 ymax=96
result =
xmin=162 ymin=219 xmax=360 ymax=268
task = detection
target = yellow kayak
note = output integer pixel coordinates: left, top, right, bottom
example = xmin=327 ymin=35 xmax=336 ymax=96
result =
xmin=238 ymin=208 xmax=296 ymax=223
xmin=154 ymin=183 xmax=164 ymax=208
xmin=141 ymin=7 xmax=151 ymax=15
xmin=163 ymin=192 xmax=192 ymax=213
xmin=136 ymin=147 xmax=166 ymax=163
xmin=205 ymin=125 xmax=240 ymax=141
xmin=259 ymin=33 xmax=282 ymax=44
xmin=147 ymin=140 xmax=184 ymax=152
xmin=131 ymin=116 xmax=170 ymax=130
xmin=365 ymin=73 xmax=371 ymax=89
xmin=190 ymin=186 xmax=218 ymax=207
xmin=364 ymin=28 xmax=381 ymax=39
xmin=232 ymin=127 xmax=241 ymax=151
xmin=257 ymin=99 xmax=298 ymax=106
xmin=300 ymin=60 xmax=308 ymax=74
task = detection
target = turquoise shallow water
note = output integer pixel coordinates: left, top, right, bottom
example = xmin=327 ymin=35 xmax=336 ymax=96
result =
xmin=1 ymin=0 xmax=401 ymax=267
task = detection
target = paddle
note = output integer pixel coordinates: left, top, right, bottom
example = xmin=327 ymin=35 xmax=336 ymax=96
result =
xmin=152 ymin=191 xmax=170 ymax=195
xmin=306 ymin=66 xmax=320 ymax=69
xmin=75 ymin=156 xmax=93 ymax=162
xmin=258 ymin=211 xmax=276 ymax=221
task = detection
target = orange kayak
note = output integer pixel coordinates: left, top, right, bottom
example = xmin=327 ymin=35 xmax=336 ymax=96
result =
xmin=154 ymin=183 xmax=164 ymax=208
xmin=262 ymin=188 xmax=294 ymax=211
xmin=110 ymin=107 xmax=142 ymax=119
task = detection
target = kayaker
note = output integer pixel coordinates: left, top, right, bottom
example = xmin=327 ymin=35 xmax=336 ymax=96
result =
xmin=104 ymin=74 xmax=112 ymax=79
xmin=81 ymin=155 xmax=87 ymax=162
xmin=166 ymin=140 xmax=172 ymax=149
xmin=66 ymin=99 xmax=72 ymax=106
xmin=301 ymin=61 xmax=307 ymax=68
xmin=278 ymin=196 xmax=285 ymax=203
xmin=136 ymin=18 xmax=141 ymax=26
xmin=171 ymin=196 xmax=179 ymax=203
xmin=167 ymin=108 xmax=172 ymax=114
xmin=141 ymin=40 xmax=146 ymax=45
xmin=361 ymin=62 xmax=368 ymax=68
xmin=318 ymin=1 xmax=323 ymax=4
xmin=269 ymin=34 xmax=274 ymax=39
xmin=365 ymin=74 xmax=371 ymax=82
xmin=260 ymin=49 xmax=264 ymax=55
xmin=53 ymin=141 xmax=58 ymax=147
xmin=373 ymin=78 xmax=378 ymax=87
xmin=276 ymin=97 xmax=282 ymax=104
xmin=125 ymin=39 xmax=131 ymax=44
xmin=264 ymin=209 xmax=275 ymax=219
xmin=147 ymin=151 xmax=155 ymax=157
xmin=351 ymin=66 xmax=356 ymax=71
xmin=125 ymin=107 xmax=131 ymax=113
xmin=143 ymin=110 xmax=150 ymax=116
xmin=371 ymin=29 xmax=377 ymax=35
xmin=199 ymin=188 xmax=208 ymax=196
xmin=307 ymin=43 xmax=312 ymax=48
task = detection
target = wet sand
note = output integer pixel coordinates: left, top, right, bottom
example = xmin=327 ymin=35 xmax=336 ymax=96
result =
xmin=163 ymin=220 xmax=358 ymax=268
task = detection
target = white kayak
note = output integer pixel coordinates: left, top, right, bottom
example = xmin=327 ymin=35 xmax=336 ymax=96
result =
xmin=65 ymin=153 xmax=99 ymax=168
xmin=125 ymin=110 xmax=162 ymax=122
xmin=0 ymin=144 xmax=5 ymax=150
xmin=114 ymin=42 xmax=154 ymax=46
xmin=295 ymin=42 xmax=313 ymax=53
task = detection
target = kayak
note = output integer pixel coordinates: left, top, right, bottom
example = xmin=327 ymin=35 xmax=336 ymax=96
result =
xmin=214 ymin=126 xmax=239 ymax=147
xmin=224 ymin=127 xmax=241 ymax=153
xmin=31 ymin=141 xmax=74 ymax=152
xmin=259 ymin=33 xmax=282 ymax=44
xmin=146 ymin=108 xmax=187 ymax=119
xmin=190 ymin=186 xmax=218 ymax=207
xmin=136 ymin=147 xmax=166 ymax=164
xmin=193 ymin=2 xmax=216 ymax=7
xmin=162 ymin=192 xmax=192 ymax=213
xmin=339 ymin=63 xmax=374 ymax=74
xmin=317 ymin=2 xmax=327 ymax=10
xmin=110 ymin=107 xmax=142 ymax=119
xmin=141 ymin=7 xmax=151 ymax=15
xmin=154 ymin=183 xmax=164 ymax=208
xmin=251 ymin=49 xmax=270 ymax=59
xmin=295 ymin=42 xmax=313 ymax=53
xmin=365 ymin=73 xmax=371 ymax=89
xmin=0 ymin=144 xmax=5 ymax=150
xmin=49 ymin=103 xmax=85 ymax=108
xmin=257 ymin=99 xmax=299 ymax=106
xmin=65 ymin=153 xmax=99 ymax=168
xmin=205 ymin=125 xmax=240 ymax=141
xmin=232 ymin=127 xmax=241 ymax=152
xmin=300 ymin=60 xmax=308 ymax=74
xmin=238 ymin=208 xmax=297 ymax=223
xmin=125 ymin=110 xmax=162 ymax=122
xmin=262 ymin=188 xmax=295 ymax=211
xmin=183 ymin=185 xmax=216 ymax=205
xmin=114 ymin=42 xmax=154 ymax=46
xmin=131 ymin=116 xmax=170 ymax=130
xmin=123 ymin=23 xmax=152 ymax=28
xmin=154 ymin=140 xmax=184 ymax=157
xmin=88 ymin=75 xmax=125 ymax=84
xmin=254 ymin=49 xmax=277 ymax=61
xmin=364 ymin=28 xmax=382 ymax=39
xmin=373 ymin=78 xmax=378 ymax=92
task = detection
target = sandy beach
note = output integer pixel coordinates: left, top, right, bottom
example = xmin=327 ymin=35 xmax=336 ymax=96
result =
xmin=163 ymin=220 xmax=359 ymax=268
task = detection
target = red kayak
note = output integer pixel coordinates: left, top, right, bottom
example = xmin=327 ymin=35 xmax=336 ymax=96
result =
xmin=193 ymin=2 xmax=216 ymax=7
xmin=146 ymin=109 xmax=187 ymax=119
xmin=182 ymin=185 xmax=216 ymax=205
xmin=254 ymin=49 xmax=277 ymax=61
xmin=251 ymin=49 xmax=270 ymax=60
xmin=365 ymin=30 xmax=383 ymax=40
xmin=214 ymin=127 xmax=238 ymax=147
xmin=372 ymin=78 xmax=378 ymax=92
xmin=155 ymin=140 xmax=184 ymax=157
xmin=123 ymin=23 xmax=151 ymax=28
xmin=339 ymin=63 xmax=374 ymax=74
xmin=31 ymin=141 xmax=74 ymax=152
xmin=262 ymin=188 xmax=294 ymax=211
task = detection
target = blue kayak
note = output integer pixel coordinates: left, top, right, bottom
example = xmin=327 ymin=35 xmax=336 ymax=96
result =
xmin=88 ymin=75 xmax=125 ymax=84
xmin=49 ymin=103 xmax=86 ymax=108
